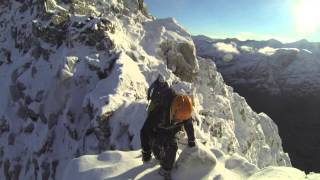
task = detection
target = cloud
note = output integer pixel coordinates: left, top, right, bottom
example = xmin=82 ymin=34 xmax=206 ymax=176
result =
xmin=240 ymin=45 xmax=255 ymax=53
xmin=258 ymin=46 xmax=277 ymax=56
xmin=258 ymin=47 xmax=302 ymax=56
xmin=214 ymin=42 xmax=239 ymax=54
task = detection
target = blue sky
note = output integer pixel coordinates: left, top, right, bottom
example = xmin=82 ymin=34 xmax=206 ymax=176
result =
xmin=144 ymin=0 xmax=320 ymax=42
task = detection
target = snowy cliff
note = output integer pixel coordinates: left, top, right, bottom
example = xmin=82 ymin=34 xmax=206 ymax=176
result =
xmin=0 ymin=1 xmax=290 ymax=180
xmin=192 ymin=35 xmax=320 ymax=172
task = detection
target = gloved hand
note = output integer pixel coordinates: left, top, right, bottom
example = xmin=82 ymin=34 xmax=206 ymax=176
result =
xmin=142 ymin=150 xmax=152 ymax=162
xmin=188 ymin=140 xmax=196 ymax=147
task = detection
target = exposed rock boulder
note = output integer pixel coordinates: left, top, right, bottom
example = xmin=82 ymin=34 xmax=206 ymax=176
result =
xmin=160 ymin=40 xmax=198 ymax=82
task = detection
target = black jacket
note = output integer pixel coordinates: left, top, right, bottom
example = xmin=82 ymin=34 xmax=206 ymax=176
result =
xmin=141 ymin=82 xmax=195 ymax=152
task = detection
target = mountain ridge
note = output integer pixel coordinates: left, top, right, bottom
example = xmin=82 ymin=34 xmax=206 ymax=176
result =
xmin=0 ymin=0 xmax=293 ymax=179
xmin=193 ymin=34 xmax=320 ymax=172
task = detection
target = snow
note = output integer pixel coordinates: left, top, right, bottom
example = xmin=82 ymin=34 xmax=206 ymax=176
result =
xmin=141 ymin=17 xmax=193 ymax=56
xmin=247 ymin=166 xmax=306 ymax=180
xmin=62 ymin=147 xmax=319 ymax=180
xmin=62 ymin=144 xmax=251 ymax=180
xmin=1 ymin=0 xmax=316 ymax=180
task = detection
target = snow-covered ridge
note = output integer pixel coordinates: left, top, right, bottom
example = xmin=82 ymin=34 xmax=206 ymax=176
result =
xmin=0 ymin=1 xmax=290 ymax=179
xmin=192 ymin=35 xmax=320 ymax=172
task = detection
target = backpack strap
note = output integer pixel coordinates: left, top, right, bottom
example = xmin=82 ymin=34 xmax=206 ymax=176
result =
xmin=169 ymin=96 xmax=176 ymax=124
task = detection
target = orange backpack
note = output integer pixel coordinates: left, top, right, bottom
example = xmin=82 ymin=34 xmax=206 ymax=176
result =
xmin=170 ymin=95 xmax=193 ymax=122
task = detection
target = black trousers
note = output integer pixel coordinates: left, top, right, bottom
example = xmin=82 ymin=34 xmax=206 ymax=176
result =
xmin=152 ymin=131 xmax=178 ymax=171
xmin=140 ymin=109 xmax=160 ymax=153
xmin=140 ymin=109 xmax=179 ymax=171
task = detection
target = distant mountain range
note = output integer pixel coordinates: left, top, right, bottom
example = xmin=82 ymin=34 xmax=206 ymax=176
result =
xmin=194 ymin=35 xmax=320 ymax=51
xmin=193 ymin=35 xmax=320 ymax=96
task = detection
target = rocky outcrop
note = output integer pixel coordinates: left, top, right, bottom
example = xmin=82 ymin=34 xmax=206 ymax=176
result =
xmin=159 ymin=40 xmax=198 ymax=82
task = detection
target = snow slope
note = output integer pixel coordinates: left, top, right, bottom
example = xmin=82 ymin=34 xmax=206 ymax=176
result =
xmin=62 ymin=145 xmax=254 ymax=180
xmin=62 ymin=147 xmax=319 ymax=180
xmin=0 ymin=1 xmax=294 ymax=180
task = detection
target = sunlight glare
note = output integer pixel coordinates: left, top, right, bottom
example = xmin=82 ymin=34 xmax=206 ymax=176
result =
xmin=294 ymin=0 xmax=320 ymax=34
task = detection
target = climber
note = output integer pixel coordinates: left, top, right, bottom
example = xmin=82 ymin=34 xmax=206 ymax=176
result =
xmin=140 ymin=74 xmax=196 ymax=179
